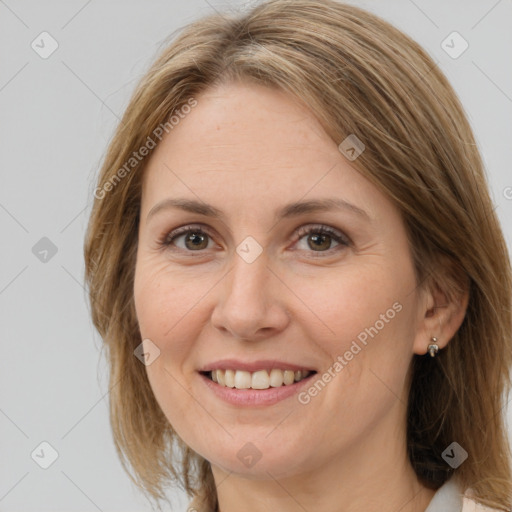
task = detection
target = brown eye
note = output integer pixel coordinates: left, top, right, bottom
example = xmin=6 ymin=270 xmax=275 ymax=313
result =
xmin=183 ymin=231 xmax=209 ymax=250
xmin=294 ymin=224 xmax=350 ymax=256
xmin=307 ymin=233 xmax=333 ymax=251
xmin=161 ymin=226 xmax=213 ymax=252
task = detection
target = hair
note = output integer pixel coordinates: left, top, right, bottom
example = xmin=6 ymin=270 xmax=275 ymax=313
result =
xmin=83 ymin=0 xmax=512 ymax=510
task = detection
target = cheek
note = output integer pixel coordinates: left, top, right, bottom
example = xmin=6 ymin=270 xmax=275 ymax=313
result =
xmin=133 ymin=261 xmax=204 ymax=432
xmin=301 ymin=261 xmax=417 ymax=409
xmin=301 ymin=264 xmax=412 ymax=350
xmin=134 ymin=263 xmax=194 ymax=394
xmin=134 ymin=257 xmax=206 ymax=344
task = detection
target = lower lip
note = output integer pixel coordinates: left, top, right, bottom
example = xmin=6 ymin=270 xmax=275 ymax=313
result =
xmin=199 ymin=372 xmax=316 ymax=407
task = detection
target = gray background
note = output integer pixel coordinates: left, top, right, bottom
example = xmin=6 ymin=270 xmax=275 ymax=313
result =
xmin=1 ymin=0 xmax=511 ymax=510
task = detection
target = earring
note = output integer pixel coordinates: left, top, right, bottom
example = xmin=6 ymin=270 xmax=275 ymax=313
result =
xmin=427 ymin=337 xmax=439 ymax=357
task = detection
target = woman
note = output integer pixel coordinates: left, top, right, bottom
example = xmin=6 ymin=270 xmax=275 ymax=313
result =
xmin=84 ymin=1 xmax=512 ymax=511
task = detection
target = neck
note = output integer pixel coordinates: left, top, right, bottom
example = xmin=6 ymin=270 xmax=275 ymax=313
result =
xmin=213 ymin=457 xmax=435 ymax=512
xmin=211 ymin=412 xmax=437 ymax=512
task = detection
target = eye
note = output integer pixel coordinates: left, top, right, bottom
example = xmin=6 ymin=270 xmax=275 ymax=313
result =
xmin=160 ymin=225 xmax=214 ymax=252
xmin=158 ymin=223 xmax=350 ymax=256
xmin=293 ymin=224 xmax=350 ymax=256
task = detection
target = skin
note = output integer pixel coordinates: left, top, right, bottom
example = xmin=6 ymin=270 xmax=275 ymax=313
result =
xmin=133 ymin=80 xmax=468 ymax=512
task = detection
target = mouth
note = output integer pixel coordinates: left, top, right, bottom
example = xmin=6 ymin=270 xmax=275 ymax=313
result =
xmin=200 ymin=368 xmax=317 ymax=390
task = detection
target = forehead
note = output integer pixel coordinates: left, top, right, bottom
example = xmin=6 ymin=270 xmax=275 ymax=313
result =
xmin=146 ymin=81 xmax=331 ymax=171
xmin=140 ymin=81 xmax=382 ymax=220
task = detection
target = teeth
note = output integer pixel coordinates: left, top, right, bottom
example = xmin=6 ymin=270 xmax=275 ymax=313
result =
xmin=209 ymin=369 xmax=312 ymax=389
xmin=234 ymin=370 xmax=251 ymax=389
xmin=252 ymin=370 xmax=269 ymax=389
xmin=283 ymin=370 xmax=295 ymax=385
xmin=224 ymin=369 xmax=235 ymax=388
xmin=269 ymin=368 xmax=283 ymax=387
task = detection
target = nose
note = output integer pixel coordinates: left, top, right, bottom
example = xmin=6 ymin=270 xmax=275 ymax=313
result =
xmin=210 ymin=250 xmax=290 ymax=341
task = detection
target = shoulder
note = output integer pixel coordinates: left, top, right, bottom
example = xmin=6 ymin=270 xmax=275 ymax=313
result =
xmin=186 ymin=492 xmax=213 ymax=512
xmin=186 ymin=495 xmax=202 ymax=512
xmin=462 ymin=488 xmax=508 ymax=512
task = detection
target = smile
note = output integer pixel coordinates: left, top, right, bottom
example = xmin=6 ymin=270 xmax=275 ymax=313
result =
xmin=204 ymin=368 xmax=315 ymax=390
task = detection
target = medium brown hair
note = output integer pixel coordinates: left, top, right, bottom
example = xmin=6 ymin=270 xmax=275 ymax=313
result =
xmin=83 ymin=1 xmax=512 ymax=510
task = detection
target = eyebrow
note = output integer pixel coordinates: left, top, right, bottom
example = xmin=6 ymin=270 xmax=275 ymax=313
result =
xmin=146 ymin=197 xmax=370 ymax=223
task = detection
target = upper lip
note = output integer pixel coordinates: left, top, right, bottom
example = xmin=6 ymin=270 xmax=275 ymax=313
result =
xmin=198 ymin=359 xmax=317 ymax=373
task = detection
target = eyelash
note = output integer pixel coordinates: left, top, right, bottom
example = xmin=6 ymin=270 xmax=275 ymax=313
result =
xmin=158 ymin=223 xmax=350 ymax=258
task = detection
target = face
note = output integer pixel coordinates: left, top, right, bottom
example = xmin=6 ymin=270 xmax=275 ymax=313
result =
xmin=134 ymin=80 xmax=428 ymax=480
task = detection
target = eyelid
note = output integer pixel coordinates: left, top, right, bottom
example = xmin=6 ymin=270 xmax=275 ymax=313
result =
xmin=160 ymin=222 xmax=351 ymax=255
xmin=159 ymin=223 xmax=217 ymax=253
xmin=293 ymin=223 xmax=350 ymax=245
xmin=161 ymin=223 xmax=212 ymax=244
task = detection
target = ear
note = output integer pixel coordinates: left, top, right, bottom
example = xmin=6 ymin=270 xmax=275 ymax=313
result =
xmin=412 ymin=264 xmax=470 ymax=356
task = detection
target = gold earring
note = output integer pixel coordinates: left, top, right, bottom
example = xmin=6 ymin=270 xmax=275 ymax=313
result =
xmin=427 ymin=337 xmax=439 ymax=357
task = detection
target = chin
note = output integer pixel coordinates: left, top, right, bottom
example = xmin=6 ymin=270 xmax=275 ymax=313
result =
xmin=203 ymin=436 xmax=314 ymax=479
